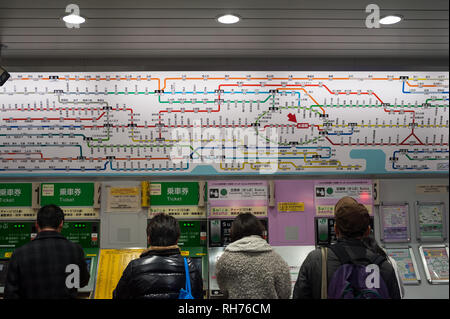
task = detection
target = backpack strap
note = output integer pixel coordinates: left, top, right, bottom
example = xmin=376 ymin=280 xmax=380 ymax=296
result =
xmin=329 ymin=243 xmax=353 ymax=265
xmin=371 ymin=255 xmax=387 ymax=266
xmin=331 ymin=242 xmax=387 ymax=266
xmin=320 ymin=247 xmax=328 ymax=299
xmin=183 ymin=257 xmax=192 ymax=294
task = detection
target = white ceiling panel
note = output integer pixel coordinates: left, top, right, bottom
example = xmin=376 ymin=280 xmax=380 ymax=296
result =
xmin=0 ymin=0 xmax=448 ymax=61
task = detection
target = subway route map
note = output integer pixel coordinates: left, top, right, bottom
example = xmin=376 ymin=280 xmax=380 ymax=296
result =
xmin=0 ymin=72 xmax=448 ymax=176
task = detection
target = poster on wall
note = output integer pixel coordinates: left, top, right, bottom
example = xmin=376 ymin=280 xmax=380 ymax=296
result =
xmin=386 ymin=247 xmax=421 ymax=285
xmin=380 ymin=203 xmax=410 ymax=242
xmin=314 ymin=180 xmax=373 ymax=216
xmin=0 ymin=72 xmax=447 ymax=177
xmin=415 ymin=202 xmax=447 ymax=241
xmin=208 ymin=180 xmax=268 ymax=218
xmin=419 ymin=245 xmax=449 ymax=284
xmin=105 ymin=186 xmax=141 ymax=212
xmin=94 ymin=249 xmax=145 ymax=299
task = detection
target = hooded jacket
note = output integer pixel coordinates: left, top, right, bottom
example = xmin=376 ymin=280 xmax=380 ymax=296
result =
xmin=215 ymin=235 xmax=292 ymax=299
xmin=113 ymin=247 xmax=203 ymax=299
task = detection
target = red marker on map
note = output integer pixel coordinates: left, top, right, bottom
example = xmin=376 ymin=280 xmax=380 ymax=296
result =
xmin=287 ymin=113 xmax=297 ymax=123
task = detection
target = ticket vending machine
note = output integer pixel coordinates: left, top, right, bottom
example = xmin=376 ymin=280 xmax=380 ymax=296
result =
xmin=60 ymin=221 xmax=100 ymax=297
xmin=177 ymin=220 xmax=208 ymax=297
xmin=0 ymin=182 xmax=100 ymax=297
xmin=315 ymin=216 xmax=375 ymax=246
xmin=209 ymin=218 xmax=269 ymax=248
xmin=0 ymin=182 xmax=39 ymax=296
xmin=207 ymin=180 xmax=269 ymax=298
xmin=0 ymin=221 xmax=34 ymax=295
xmin=148 ymin=181 xmax=208 ymax=298
xmin=313 ymin=180 xmax=375 ymax=247
xmin=39 ymin=182 xmax=101 ymax=298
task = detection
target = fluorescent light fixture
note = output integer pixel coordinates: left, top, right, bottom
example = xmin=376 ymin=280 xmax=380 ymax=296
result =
xmin=63 ymin=14 xmax=86 ymax=24
xmin=217 ymin=14 xmax=240 ymax=24
xmin=379 ymin=15 xmax=402 ymax=25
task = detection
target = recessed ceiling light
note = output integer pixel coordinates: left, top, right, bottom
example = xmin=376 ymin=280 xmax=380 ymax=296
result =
xmin=62 ymin=14 xmax=86 ymax=24
xmin=379 ymin=15 xmax=402 ymax=25
xmin=217 ymin=14 xmax=240 ymax=24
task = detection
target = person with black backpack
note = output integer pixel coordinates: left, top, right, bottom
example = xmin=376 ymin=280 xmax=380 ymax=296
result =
xmin=293 ymin=203 xmax=401 ymax=299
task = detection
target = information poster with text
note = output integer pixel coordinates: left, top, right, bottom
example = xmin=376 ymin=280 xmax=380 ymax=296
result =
xmin=420 ymin=246 xmax=449 ymax=283
xmin=386 ymin=248 xmax=420 ymax=284
xmin=314 ymin=180 xmax=373 ymax=216
xmin=380 ymin=203 xmax=410 ymax=242
xmin=208 ymin=180 xmax=268 ymax=218
xmin=417 ymin=202 xmax=445 ymax=240
xmin=94 ymin=249 xmax=145 ymax=299
xmin=106 ymin=186 xmax=141 ymax=212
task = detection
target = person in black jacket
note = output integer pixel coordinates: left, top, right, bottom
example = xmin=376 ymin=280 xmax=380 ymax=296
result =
xmin=113 ymin=213 xmax=203 ymax=299
xmin=293 ymin=203 xmax=401 ymax=299
xmin=4 ymin=205 xmax=90 ymax=299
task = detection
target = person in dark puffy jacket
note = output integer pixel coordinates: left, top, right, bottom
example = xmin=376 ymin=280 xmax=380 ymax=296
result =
xmin=113 ymin=213 xmax=203 ymax=299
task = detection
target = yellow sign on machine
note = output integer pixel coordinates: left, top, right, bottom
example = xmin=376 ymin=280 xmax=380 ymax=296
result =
xmin=94 ymin=248 xmax=145 ymax=299
xmin=277 ymin=202 xmax=305 ymax=212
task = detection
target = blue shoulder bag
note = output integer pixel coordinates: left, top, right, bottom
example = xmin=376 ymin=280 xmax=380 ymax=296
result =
xmin=178 ymin=257 xmax=194 ymax=299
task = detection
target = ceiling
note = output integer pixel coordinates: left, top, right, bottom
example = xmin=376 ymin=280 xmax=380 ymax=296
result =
xmin=0 ymin=0 xmax=448 ymax=68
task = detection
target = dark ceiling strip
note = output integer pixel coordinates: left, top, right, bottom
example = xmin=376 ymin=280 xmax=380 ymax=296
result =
xmin=1 ymin=18 xmax=448 ymax=20
xmin=3 ymin=34 xmax=448 ymax=37
xmin=0 ymin=8 xmax=448 ymax=11
xmin=5 ymin=42 xmax=448 ymax=44
xmin=1 ymin=27 xmax=447 ymax=29
xmin=5 ymin=48 xmax=448 ymax=51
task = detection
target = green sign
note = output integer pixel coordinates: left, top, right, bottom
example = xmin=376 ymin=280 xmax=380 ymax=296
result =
xmin=150 ymin=182 xmax=200 ymax=206
xmin=61 ymin=221 xmax=99 ymax=248
xmin=0 ymin=221 xmax=33 ymax=247
xmin=0 ymin=221 xmax=98 ymax=249
xmin=0 ymin=183 xmax=32 ymax=207
xmin=178 ymin=220 xmax=207 ymax=247
xmin=40 ymin=183 xmax=94 ymax=207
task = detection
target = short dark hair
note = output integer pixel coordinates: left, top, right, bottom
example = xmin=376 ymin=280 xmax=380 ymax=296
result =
xmin=147 ymin=213 xmax=180 ymax=246
xmin=335 ymin=203 xmax=370 ymax=238
xmin=37 ymin=204 xmax=64 ymax=229
xmin=230 ymin=213 xmax=265 ymax=242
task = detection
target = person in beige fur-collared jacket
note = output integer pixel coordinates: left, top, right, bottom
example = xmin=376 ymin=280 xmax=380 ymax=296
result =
xmin=215 ymin=213 xmax=292 ymax=299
